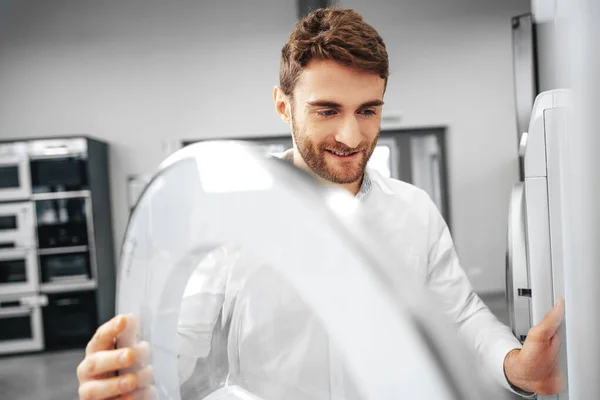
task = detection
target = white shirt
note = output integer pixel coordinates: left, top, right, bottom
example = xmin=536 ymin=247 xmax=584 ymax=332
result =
xmin=360 ymin=167 xmax=527 ymax=396
xmin=176 ymin=154 xmax=531 ymax=398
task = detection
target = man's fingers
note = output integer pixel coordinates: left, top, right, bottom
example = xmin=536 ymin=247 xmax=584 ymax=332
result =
xmin=135 ymin=365 xmax=155 ymax=388
xmin=528 ymin=298 xmax=565 ymax=342
xmin=77 ymin=348 xmax=135 ymax=381
xmin=78 ymin=373 xmax=137 ymax=400
xmin=119 ymin=341 xmax=152 ymax=377
xmin=116 ymin=314 xmax=141 ymax=349
xmin=86 ymin=315 xmax=130 ymax=355
xmin=131 ymin=341 xmax=151 ymax=369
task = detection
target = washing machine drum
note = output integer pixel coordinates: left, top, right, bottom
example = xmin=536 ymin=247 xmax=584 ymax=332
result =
xmin=116 ymin=141 xmax=500 ymax=400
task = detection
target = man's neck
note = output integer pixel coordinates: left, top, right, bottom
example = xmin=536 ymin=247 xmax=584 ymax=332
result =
xmin=291 ymin=148 xmax=362 ymax=196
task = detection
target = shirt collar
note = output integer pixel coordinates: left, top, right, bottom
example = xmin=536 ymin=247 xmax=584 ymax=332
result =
xmin=278 ymin=149 xmax=373 ymax=198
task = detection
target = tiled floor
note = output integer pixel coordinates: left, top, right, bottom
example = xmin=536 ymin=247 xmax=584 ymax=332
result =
xmin=0 ymin=293 xmax=514 ymax=400
xmin=0 ymin=348 xmax=83 ymax=400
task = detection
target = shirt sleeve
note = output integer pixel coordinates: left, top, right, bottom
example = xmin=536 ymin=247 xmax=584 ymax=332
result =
xmin=177 ymin=245 xmax=243 ymax=386
xmin=425 ymin=198 xmax=535 ymax=398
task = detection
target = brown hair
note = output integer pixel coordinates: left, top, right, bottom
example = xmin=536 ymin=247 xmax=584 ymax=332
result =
xmin=280 ymin=7 xmax=389 ymax=98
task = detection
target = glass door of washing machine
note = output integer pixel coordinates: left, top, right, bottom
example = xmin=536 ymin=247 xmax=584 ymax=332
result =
xmin=116 ymin=141 xmax=507 ymax=400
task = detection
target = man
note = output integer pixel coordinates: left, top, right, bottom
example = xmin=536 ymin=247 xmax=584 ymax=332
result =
xmin=77 ymin=7 xmax=564 ymax=399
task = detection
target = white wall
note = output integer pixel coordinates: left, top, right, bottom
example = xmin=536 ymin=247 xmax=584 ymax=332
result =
xmin=0 ymin=0 xmax=295 ymax=266
xmin=0 ymin=0 xmax=529 ymax=293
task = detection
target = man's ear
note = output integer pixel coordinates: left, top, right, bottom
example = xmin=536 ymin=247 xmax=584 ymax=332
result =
xmin=273 ymin=86 xmax=291 ymax=124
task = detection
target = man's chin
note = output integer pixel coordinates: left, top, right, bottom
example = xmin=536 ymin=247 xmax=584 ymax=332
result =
xmin=321 ymin=169 xmax=363 ymax=185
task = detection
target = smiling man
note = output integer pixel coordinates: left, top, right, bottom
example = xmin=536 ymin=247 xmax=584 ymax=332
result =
xmin=76 ymin=8 xmax=564 ymax=400
xmin=273 ymin=16 xmax=387 ymax=195
xmin=278 ymin=60 xmax=383 ymax=192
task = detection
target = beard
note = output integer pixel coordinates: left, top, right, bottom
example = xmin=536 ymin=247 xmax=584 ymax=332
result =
xmin=291 ymin=117 xmax=379 ymax=185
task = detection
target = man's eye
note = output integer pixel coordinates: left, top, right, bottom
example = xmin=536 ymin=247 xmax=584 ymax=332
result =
xmin=360 ymin=109 xmax=377 ymax=116
xmin=318 ymin=110 xmax=337 ymax=117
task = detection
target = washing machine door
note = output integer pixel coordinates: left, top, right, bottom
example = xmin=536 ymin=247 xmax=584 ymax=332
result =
xmin=116 ymin=141 xmax=505 ymax=400
xmin=506 ymin=182 xmax=532 ymax=343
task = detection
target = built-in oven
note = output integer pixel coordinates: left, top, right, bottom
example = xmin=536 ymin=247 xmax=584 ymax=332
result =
xmin=29 ymin=139 xmax=89 ymax=194
xmin=43 ymin=290 xmax=97 ymax=349
xmin=0 ymin=202 xmax=35 ymax=249
xmin=38 ymin=249 xmax=96 ymax=291
xmin=0 ymin=142 xmax=31 ymax=202
xmin=0 ymin=294 xmax=47 ymax=355
xmin=34 ymin=192 xmax=97 ymax=292
xmin=0 ymin=248 xmax=39 ymax=295
xmin=35 ymin=195 xmax=90 ymax=249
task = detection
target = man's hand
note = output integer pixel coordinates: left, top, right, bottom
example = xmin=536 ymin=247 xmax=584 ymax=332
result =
xmin=77 ymin=314 xmax=154 ymax=400
xmin=504 ymin=297 xmax=565 ymax=395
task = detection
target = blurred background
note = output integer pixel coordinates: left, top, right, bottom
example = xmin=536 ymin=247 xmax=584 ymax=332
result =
xmin=0 ymin=0 xmax=564 ymax=399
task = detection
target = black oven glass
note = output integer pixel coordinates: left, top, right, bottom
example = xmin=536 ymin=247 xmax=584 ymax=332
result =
xmin=0 ymin=259 xmax=27 ymax=284
xmin=0 ymin=315 xmax=32 ymax=341
xmin=43 ymin=291 xmax=97 ymax=348
xmin=40 ymin=252 xmax=90 ymax=283
xmin=0 ymin=166 xmax=20 ymax=189
xmin=0 ymin=216 xmax=17 ymax=231
xmin=36 ymin=197 xmax=88 ymax=248
xmin=30 ymin=157 xmax=88 ymax=193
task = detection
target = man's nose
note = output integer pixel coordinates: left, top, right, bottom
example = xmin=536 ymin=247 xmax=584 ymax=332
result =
xmin=334 ymin=116 xmax=362 ymax=148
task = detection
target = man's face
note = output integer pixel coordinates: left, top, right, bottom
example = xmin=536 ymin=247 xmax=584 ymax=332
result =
xmin=288 ymin=59 xmax=385 ymax=184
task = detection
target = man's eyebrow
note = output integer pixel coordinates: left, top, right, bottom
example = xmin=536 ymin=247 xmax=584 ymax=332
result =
xmin=305 ymin=100 xmax=343 ymax=108
xmin=359 ymin=100 xmax=385 ymax=108
xmin=305 ymin=99 xmax=385 ymax=108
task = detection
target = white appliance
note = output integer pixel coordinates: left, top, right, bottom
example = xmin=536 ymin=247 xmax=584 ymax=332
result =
xmin=506 ymin=89 xmax=570 ymax=399
xmin=0 ymin=248 xmax=39 ymax=295
xmin=0 ymin=202 xmax=38 ymax=295
xmin=0 ymin=293 xmax=47 ymax=354
xmin=116 ymin=141 xmax=505 ymax=400
xmin=511 ymin=1 xmax=600 ymax=398
xmin=0 ymin=201 xmax=36 ymax=249
xmin=0 ymin=142 xmax=31 ymax=201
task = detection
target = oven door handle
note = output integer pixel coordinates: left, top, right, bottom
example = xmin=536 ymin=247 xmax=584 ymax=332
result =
xmin=0 ymin=306 xmax=32 ymax=318
xmin=0 ymin=157 xmax=27 ymax=166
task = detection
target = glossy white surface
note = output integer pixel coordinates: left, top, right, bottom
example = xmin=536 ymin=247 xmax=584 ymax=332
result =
xmin=117 ymin=141 xmax=497 ymax=400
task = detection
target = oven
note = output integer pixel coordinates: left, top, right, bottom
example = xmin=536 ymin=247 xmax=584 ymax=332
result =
xmin=28 ymin=139 xmax=89 ymax=194
xmin=0 ymin=202 xmax=35 ymax=249
xmin=43 ymin=291 xmax=97 ymax=349
xmin=0 ymin=294 xmax=46 ymax=355
xmin=0 ymin=248 xmax=39 ymax=295
xmin=39 ymin=249 xmax=94 ymax=287
xmin=0 ymin=142 xmax=31 ymax=201
xmin=35 ymin=195 xmax=90 ymax=249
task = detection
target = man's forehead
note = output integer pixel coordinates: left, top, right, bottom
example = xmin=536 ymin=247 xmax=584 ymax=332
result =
xmin=294 ymin=60 xmax=385 ymax=105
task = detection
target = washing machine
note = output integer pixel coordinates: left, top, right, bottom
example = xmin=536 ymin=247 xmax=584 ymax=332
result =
xmin=115 ymin=141 xmax=507 ymax=400
xmin=506 ymin=89 xmax=570 ymax=399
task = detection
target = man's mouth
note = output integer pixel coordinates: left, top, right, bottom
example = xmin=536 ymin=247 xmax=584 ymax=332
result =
xmin=325 ymin=149 xmax=360 ymax=159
